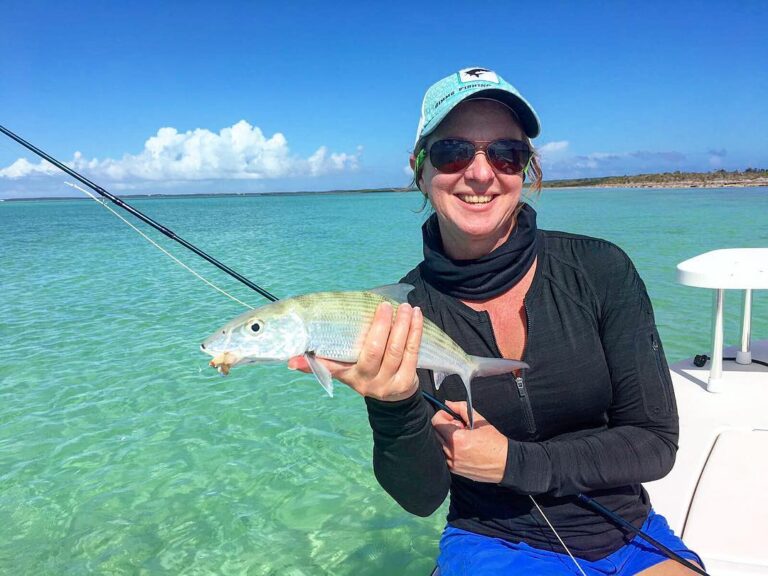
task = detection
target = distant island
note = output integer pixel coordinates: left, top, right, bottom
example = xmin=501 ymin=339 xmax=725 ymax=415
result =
xmin=3 ymin=169 xmax=766 ymax=202
xmin=541 ymin=168 xmax=768 ymax=189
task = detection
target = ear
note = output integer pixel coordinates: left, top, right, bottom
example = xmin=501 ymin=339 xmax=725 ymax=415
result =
xmin=409 ymin=154 xmax=416 ymax=170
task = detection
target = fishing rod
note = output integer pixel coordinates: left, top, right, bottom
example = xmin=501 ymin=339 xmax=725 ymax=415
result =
xmin=0 ymin=124 xmax=278 ymax=303
xmin=578 ymin=494 xmax=708 ymax=575
xmin=1 ymin=125 xmax=708 ymax=576
xmin=1 ymin=123 xmax=463 ymax=422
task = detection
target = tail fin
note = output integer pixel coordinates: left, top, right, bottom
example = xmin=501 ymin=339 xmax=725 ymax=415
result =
xmin=471 ymin=356 xmax=529 ymax=377
xmin=458 ymin=356 xmax=529 ymax=430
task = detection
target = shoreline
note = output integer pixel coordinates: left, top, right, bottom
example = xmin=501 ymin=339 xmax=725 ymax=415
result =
xmin=2 ymin=180 xmax=766 ymax=202
xmin=542 ymin=179 xmax=768 ymax=190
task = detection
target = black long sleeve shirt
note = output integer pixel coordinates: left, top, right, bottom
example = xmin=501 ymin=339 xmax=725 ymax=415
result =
xmin=365 ymin=230 xmax=679 ymax=561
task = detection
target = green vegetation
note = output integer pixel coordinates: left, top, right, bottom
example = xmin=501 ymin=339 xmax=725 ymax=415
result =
xmin=542 ymin=168 xmax=768 ymax=188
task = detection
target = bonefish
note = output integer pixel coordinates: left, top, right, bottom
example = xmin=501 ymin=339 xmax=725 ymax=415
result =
xmin=201 ymin=284 xmax=528 ymax=428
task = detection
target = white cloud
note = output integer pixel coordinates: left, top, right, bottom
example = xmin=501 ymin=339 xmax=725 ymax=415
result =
xmin=0 ymin=157 xmax=60 ymax=178
xmin=537 ymin=140 xmax=569 ymax=157
xmin=0 ymin=120 xmax=360 ymax=182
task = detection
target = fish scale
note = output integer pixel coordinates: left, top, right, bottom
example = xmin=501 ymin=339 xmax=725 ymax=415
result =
xmin=297 ymin=291 xmax=470 ymax=372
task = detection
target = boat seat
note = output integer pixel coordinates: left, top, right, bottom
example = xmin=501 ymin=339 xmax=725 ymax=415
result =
xmin=683 ymin=429 xmax=768 ymax=574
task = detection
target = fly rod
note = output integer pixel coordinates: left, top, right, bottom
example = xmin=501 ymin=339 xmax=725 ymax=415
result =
xmin=0 ymin=123 xmax=278 ymax=303
xmin=578 ymin=494 xmax=708 ymax=575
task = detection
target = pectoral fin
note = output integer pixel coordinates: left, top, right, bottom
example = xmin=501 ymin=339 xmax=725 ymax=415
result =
xmin=304 ymin=352 xmax=334 ymax=397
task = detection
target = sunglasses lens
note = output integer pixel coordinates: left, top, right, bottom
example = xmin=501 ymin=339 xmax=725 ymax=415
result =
xmin=429 ymin=140 xmax=475 ymax=173
xmin=428 ymin=139 xmax=532 ymax=175
xmin=488 ymin=140 xmax=531 ymax=174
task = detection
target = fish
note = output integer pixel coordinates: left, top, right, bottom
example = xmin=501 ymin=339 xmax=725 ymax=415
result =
xmin=200 ymin=284 xmax=528 ymax=428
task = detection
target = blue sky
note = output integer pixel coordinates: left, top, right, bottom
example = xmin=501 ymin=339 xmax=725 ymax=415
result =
xmin=1 ymin=0 xmax=766 ymax=198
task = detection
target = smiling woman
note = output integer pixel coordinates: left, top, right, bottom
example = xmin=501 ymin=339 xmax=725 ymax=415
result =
xmin=416 ymin=100 xmax=529 ymax=260
xmin=295 ymin=67 xmax=705 ymax=576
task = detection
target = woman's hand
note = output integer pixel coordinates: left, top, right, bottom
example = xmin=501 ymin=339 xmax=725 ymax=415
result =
xmin=431 ymin=401 xmax=508 ymax=483
xmin=287 ymin=302 xmax=423 ymax=402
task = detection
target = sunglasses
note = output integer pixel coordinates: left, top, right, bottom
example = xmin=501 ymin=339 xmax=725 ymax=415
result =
xmin=425 ymin=139 xmax=532 ymax=175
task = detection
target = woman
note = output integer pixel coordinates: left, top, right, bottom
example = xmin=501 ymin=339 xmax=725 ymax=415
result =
xmin=291 ymin=67 xmax=702 ymax=575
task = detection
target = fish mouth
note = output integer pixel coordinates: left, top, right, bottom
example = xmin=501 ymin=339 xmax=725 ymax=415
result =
xmin=207 ymin=350 xmax=241 ymax=376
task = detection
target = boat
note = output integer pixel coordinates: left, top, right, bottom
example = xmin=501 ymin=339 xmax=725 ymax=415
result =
xmin=645 ymin=248 xmax=768 ymax=575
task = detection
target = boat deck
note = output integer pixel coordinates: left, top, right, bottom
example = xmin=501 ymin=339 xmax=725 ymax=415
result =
xmin=645 ymin=340 xmax=768 ymax=575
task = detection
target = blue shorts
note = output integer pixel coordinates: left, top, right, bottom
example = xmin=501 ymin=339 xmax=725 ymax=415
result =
xmin=437 ymin=509 xmax=703 ymax=575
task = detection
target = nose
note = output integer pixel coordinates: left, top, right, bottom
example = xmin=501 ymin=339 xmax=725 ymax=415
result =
xmin=200 ymin=343 xmax=206 ymax=350
xmin=464 ymin=151 xmax=494 ymax=185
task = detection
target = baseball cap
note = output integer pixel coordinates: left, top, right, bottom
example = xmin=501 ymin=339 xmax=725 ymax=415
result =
xmin=413 ymin=67 xmax=541 ymax=150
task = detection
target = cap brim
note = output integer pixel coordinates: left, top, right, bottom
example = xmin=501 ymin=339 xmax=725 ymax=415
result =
xmin=465 ymin=89 xmax=540 ymax=138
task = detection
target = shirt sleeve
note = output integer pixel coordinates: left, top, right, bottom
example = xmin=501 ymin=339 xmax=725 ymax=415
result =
xmin=364 ymin=372 xmax=451 ymax=516
xmin=500 ymin=244 xmax=679 ymax=496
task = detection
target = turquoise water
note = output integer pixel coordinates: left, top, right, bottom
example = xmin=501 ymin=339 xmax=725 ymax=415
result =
xmin=1 ymin=188 xmax=766 ymax=575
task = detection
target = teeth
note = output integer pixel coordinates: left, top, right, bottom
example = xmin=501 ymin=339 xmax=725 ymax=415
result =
xmin=458 ymin=195 xmax=493 ymax=204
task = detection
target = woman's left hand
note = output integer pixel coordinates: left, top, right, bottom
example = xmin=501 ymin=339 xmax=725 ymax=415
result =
xmin=431 ymin=401 xmax=508 ymax=483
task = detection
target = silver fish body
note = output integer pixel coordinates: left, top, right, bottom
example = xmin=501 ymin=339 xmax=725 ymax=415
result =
xmin=201 ymin=284 xmax=527 ymax=427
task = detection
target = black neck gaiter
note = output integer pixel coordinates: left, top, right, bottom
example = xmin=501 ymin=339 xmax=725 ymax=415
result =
xmin=420 ymin=202 xmax=538 ymax=300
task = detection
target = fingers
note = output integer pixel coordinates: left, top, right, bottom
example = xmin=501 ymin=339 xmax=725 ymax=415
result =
xmin=445 ymin=400 xmax=487 ymax=426
xmin=287 ymin=356 xmax=310 ymax=372
xmin=356 ymin=302 xmax=395 ymax=377
xmin=379 ymin=304 xmax=422 ymax=381
xmin=353 ymin=302 xmax=422 ymax=400
xmin=400 ymin=306 xmax=423 ymax=380
xmin=432 ymin=418 xmax=459 ymax=462
xmin=431 ymin=410 xmax=508 ymax=483
xmin=431 ymin=407 xmax=464 ymax=431
xmin=287 ymin=355 xmax=352 ymax=375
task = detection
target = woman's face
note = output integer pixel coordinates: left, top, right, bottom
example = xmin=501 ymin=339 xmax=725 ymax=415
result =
xmin=420 ymin=100 xmax=525 ymax=259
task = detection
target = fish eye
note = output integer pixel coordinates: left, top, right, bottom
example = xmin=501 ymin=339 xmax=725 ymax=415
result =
xmin=249 ymin=320 xmax=263 ymax=334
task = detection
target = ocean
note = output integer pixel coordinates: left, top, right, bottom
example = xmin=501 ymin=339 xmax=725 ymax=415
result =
xmin=1 ymin=188 xmax=766 ymax=575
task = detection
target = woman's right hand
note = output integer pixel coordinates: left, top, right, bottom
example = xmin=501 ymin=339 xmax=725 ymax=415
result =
xmin=287 ymin=302 xmax=424 ymax=402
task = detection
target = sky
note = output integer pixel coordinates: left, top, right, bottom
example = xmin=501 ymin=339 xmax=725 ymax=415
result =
xmin=1 ymin=0 xmax=766 ymax=199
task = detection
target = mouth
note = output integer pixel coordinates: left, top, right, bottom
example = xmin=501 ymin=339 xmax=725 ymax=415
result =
xmin=457 ymin=194 xmax=496 ymax=205
xmin=207 ymin=351 xmax=240 ymax=376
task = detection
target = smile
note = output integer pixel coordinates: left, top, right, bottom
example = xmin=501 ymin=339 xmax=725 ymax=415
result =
xmin=458 ymin=194 xmax=495 ymax=204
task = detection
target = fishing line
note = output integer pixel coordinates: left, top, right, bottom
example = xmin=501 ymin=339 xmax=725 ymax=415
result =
xmin=0 ymin=123 xmax=279 ymax=303
xmin=65 ymin=181 xmax=254 ymax=310
xmin=529 ymin=495 xmax=588 ymax=576
xmin=2 ymin=125 xmax=706 ymax=576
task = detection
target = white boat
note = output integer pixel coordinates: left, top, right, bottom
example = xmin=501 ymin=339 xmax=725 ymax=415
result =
xmin=645 ymin=248 xmax=768 ymax=575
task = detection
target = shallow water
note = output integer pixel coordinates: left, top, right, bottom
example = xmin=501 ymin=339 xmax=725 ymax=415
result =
xmin=1 ymin=188 xmax=766 ymax=574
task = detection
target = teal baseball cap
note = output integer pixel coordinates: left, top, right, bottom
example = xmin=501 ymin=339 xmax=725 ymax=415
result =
xmin=414 ymin=67 xmax=541 ymax=150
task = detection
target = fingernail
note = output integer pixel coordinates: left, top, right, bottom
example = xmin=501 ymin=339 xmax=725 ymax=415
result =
xmin=413 ymin=306 xmax=422 ymax=317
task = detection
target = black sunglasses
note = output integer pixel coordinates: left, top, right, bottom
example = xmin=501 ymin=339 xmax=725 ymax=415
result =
xmin=428 ymin=139 xmax=532 ymax=175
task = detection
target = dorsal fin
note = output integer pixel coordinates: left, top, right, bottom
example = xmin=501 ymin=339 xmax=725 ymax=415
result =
xmin=368 ymin=283 xmax=414 ymax=303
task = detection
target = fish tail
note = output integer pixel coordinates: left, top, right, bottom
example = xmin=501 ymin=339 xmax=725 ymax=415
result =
xmin=470 ymin=356 xmax=529 ymax=377
xmin=456 ymin=369 xmax=476 ymax=430
xmin=461 ymin=356 xmax=530 ymax=430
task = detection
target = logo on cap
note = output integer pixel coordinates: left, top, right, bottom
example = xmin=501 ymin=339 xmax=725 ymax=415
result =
xmin=459 ymin=68 xmax=499 ymax=83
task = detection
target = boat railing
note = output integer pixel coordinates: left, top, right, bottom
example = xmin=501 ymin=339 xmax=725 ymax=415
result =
xmin=677 ymin=248 xmax=768 ymax=391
